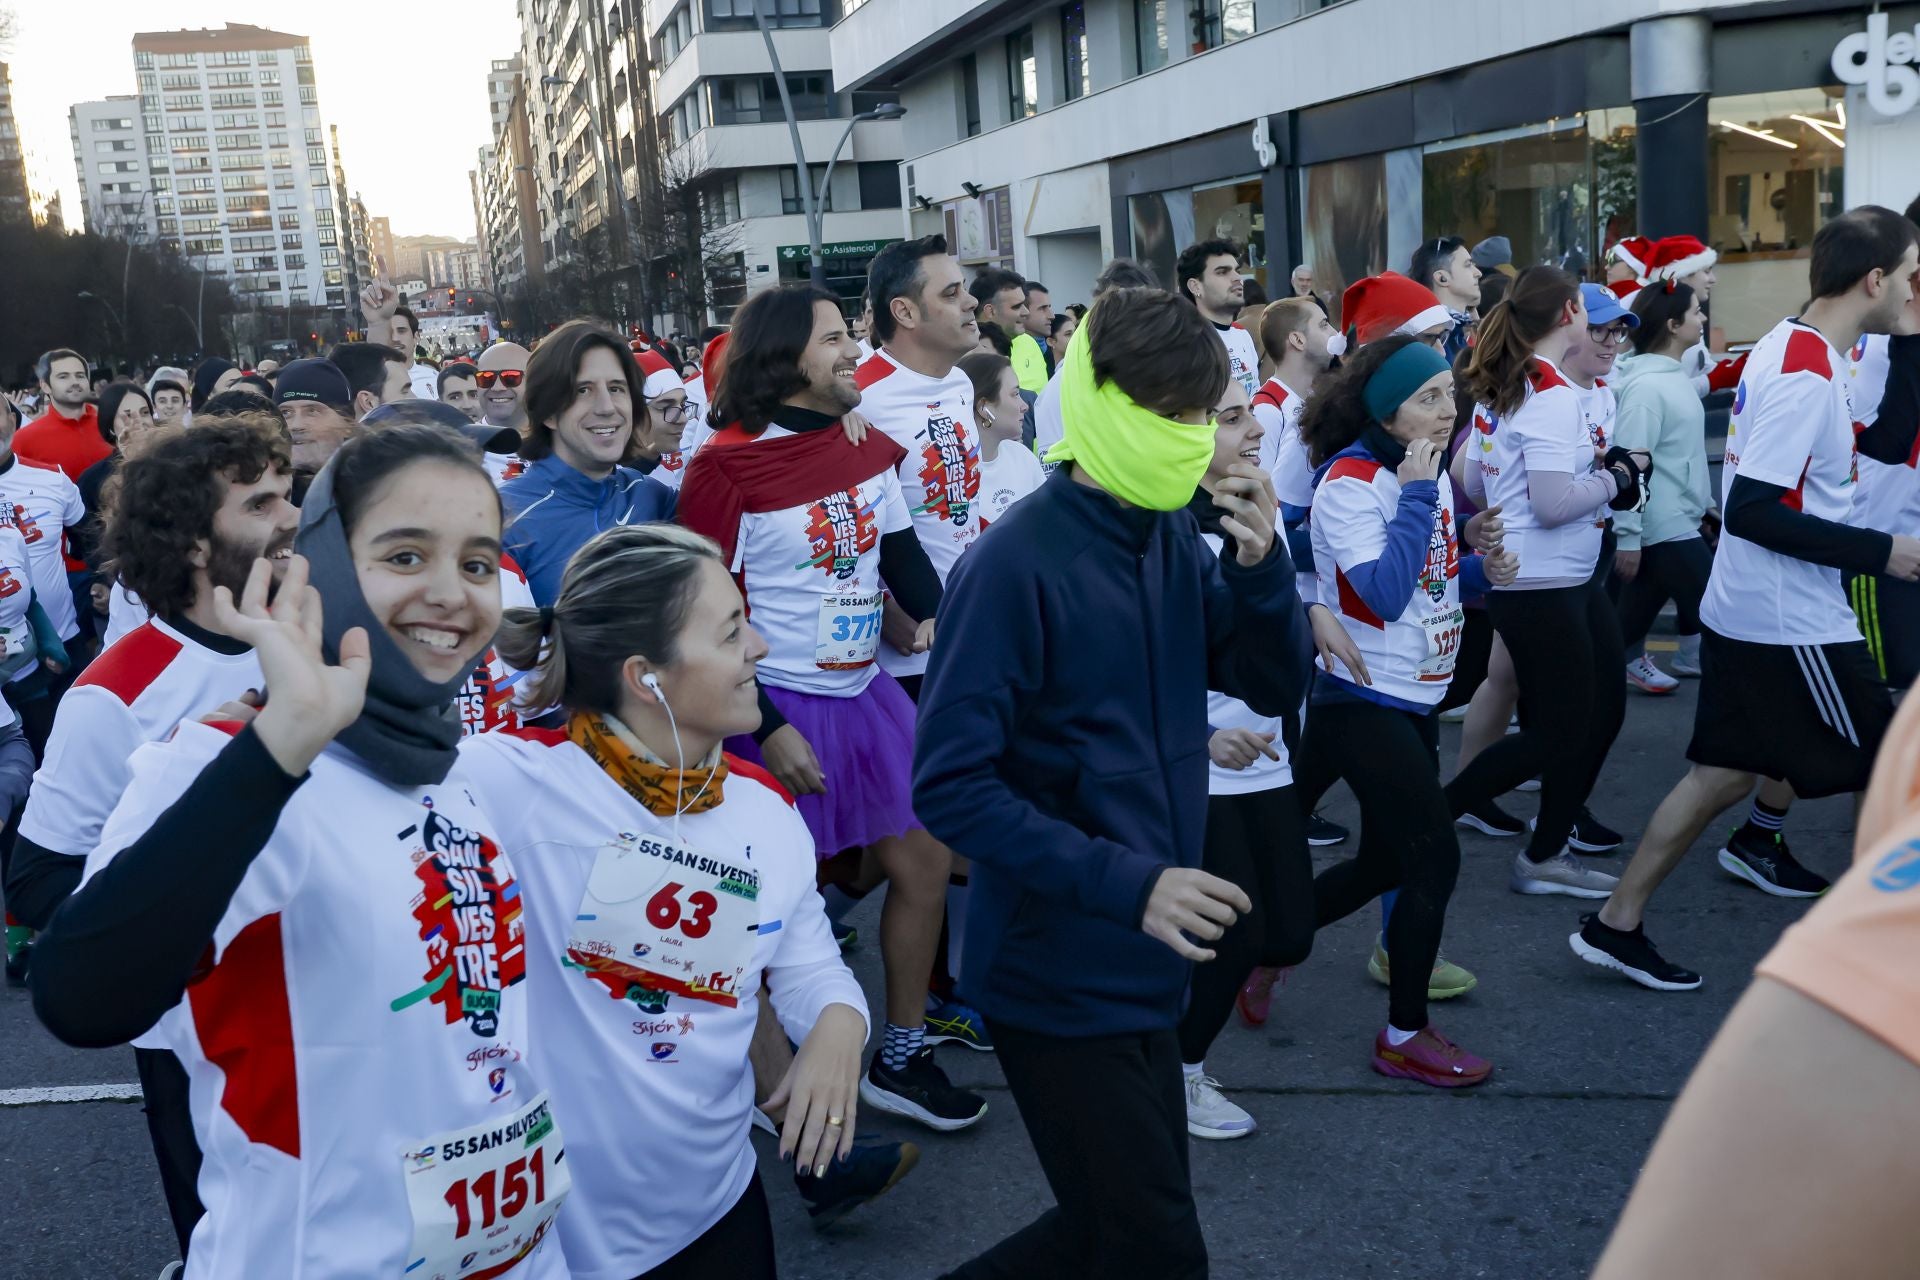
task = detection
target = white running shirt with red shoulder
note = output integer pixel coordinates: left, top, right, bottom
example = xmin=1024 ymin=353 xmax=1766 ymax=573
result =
xmin=0 ymin=511 xmax=36 ymax=684
xmin=1470 ymin=358 xmax=1607 ymax=583
xmin=1843 ymin=335 xmax=1915 ymax=537
xmin=460 ymin=554 xmax=536 ymax=736
xmin=854 ymin=349 xmax=980 ymax=680
xmin=647 ymin=417 xmax=713 ymax=492
xmin=83 ymin=726 xmax=566 ymax=1279
xmin=0 ymin=455 xmax=85 ymax=639
xmin=1251 ymin=376 xmax=1314 ymax=510
xmin=458 ymin=731 xmax=864 ymax=1280
xmin=729 ymin=427 xmax=913 ymax=697
xmin=1703 ymin=318 xmax=1863 ymax=645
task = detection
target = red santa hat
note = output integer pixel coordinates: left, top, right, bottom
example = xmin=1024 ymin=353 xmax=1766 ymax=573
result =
xmin=1607 ymin=236 xmax=1655 ymax=279
xmin=1606 ymin=279 xmax=1642 ymax=304
xmin=1644 ymin=235 xmax=1717 ymax=283
xmin=1339 ymin=272 xmax=1453 ymax=348
xmin=633 ymin=347 xmax=683 ymax=400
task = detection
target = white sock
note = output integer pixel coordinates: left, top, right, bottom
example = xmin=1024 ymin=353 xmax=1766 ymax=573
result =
xmin=1182 ymin=1061 xmax=1205 ymax=1079
xmin=820 ymin=883 xmax=864 ymax=924
xmin=1385 ymin=1024 xmax=1421 ymax=1047
xmin=945 ymin=876 xmax=969 ymax=988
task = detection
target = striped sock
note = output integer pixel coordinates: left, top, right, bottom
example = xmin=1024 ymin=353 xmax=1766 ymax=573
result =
xmin=881 ymin=1022 xmax=923 ymax=1072
xmin=1747 ymin=799 xmax=1788 ymax=834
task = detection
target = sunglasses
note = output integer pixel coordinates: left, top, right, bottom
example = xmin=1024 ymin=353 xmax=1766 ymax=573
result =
xmin=475 ymin=369 xmax=523 ymax=388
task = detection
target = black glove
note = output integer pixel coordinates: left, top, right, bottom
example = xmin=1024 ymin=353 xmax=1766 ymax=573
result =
xmin=1604 ymin=446 xmax=1645 ymax=512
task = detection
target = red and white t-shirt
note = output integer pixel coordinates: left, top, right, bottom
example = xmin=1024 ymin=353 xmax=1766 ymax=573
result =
xmin=1703 ymin=318 xmax=1864 ymax=645
xmin=1311 ymin=459 xmax=1463 ymax=707
xmin=1251 ymin=376 xmax=1315 ymax=510
xmin=1202 ymin=529 xmax=1294 ymax=793
xmin=978 ymin=442 xmax=1045 ymax=528
xmin=84 ymin=727 xmax=566 ymax=1279
xmin=1577 ymin=377 xmax=1616 ymax=454
xmin=647 ymin=417 xmax=713 ymax=493
xmin=1470 ymin=358 xmax=1607 ymax=583
xmin=0 ymin=455 xmax=86 ymax=639
xmin=0 ymin=512 xmax=36 ymax=686
xmin=729 ymin=429 xmax=913 ymax=697
xmin=1843 ymin=335 xmax=1915 ymax=537
xmin=1216 ymin=323 xmax=1260 ymax=400
xmin=854 ymin=349 xmax=979 ymax=679
xmin=486 ymin=452 xmax=529 ymax=488
xmin=458 ymin=731 xmax=864 ymax=1280
xmin=459 ymin=555 xmax=536 ymax=736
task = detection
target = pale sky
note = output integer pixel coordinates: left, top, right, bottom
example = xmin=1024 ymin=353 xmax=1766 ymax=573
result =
xmin=6 ymin=2 xmax=516 ymax=239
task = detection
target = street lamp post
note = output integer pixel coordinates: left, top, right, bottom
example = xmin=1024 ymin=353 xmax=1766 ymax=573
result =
xmin=164 ymin=302 xmax=203 ymax=350
xmin=77 ymin=291 xmax=126 ymax=361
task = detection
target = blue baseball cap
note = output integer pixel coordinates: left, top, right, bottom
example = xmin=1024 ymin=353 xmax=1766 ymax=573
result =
xmin=1580 ymin=283 xmax=1639 ymax=329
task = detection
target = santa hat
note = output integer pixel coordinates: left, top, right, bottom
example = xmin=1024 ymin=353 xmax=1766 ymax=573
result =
xmin=1339 ymin=273 xmax=1453 ymax=348
xmin=1645 ymin=235 xmax=1716 ymax=283
xmin=1606 ymin=279 xmax=1642 ymax=305
xmin=1607 ymin=236 xmax=1655 ymax=279
xmin=702 ymin=331 xmax=731 ymax=385
xmin=634 ymin=347 xmax=683 ymax=399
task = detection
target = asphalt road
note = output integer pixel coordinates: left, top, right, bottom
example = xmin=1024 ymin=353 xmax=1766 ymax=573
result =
xmin=1 ymin=659 xmax=1856 ymax=1279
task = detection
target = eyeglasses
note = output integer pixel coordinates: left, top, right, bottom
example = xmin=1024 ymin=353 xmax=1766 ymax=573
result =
xmin=1587 ymin=324 xmax=1632 ymax=346
xmin=474 ymin=369 xmax=523 ymax=388
xmin=649 ymin=398 xmax=691 ymax=422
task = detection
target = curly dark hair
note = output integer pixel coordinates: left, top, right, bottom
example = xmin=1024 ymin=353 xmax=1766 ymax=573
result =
xmin=1298 ymin=334 xmax=1421 ymax=467
xmin=101 ymin=413 xmax=290 ymax=620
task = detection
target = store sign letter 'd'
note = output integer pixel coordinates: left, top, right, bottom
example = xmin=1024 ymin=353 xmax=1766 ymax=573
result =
xmin=1834 ymin=12 xmax=1920 ymax=116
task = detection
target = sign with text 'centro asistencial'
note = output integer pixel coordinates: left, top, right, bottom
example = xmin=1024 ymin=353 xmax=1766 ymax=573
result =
xmin=777 ymin=239 xmax=903 ymax=262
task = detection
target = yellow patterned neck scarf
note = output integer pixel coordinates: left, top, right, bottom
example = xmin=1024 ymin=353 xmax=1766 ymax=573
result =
xmin=568 ymin=710 xmax=727 ymax=817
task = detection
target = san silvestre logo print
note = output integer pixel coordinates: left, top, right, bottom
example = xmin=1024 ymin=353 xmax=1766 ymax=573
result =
xmin=389 ymin=799 xmax=528 ymax=1037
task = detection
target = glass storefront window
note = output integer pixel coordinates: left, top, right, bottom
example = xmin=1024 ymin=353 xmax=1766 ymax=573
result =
xmin=1128 ymin=175 xmax=1266 ymax=294
xmin=1422 ymin=119 xmax=1594 ymax=276
xmin=1299 ymin=148 xmax=1422 ymax=319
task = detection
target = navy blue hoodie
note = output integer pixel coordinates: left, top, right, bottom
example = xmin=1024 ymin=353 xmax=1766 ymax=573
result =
xmin=912 ymin=467 xmax=1314 ymax=1036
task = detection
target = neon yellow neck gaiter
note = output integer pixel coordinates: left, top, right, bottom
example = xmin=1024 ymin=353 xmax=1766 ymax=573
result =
xmin=1042 ymin=306 xmax=1217 ymax=511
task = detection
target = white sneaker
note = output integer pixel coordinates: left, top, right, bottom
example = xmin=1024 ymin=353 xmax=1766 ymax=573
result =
xmin=1625 ymin=655 xmax=1679 ymax=694
xmin=1184 ymin=1072 xmax=1257 ymax=1140
xmin=1437 ymin=705 xmax=1468 ymax=724
xmin=1510 ymin=847 xmax=1618 ymax=899
xmin=157 ymin=1266 xmax=183 ymax=1280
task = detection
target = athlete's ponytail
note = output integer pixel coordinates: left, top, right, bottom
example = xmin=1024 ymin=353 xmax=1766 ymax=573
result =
xmin=1461 ymin=265 xmax=1578 ymax=419
xmin=496 ymin=523 xmax=723 ymax=715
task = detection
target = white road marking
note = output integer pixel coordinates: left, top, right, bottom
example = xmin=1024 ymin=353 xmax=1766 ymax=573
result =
xmin=0 ymin=1083 xmax=144 ymax=1106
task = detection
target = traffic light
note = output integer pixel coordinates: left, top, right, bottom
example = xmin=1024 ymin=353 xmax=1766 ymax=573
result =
xmin=447 ymin=286 xmax=456 ymax=306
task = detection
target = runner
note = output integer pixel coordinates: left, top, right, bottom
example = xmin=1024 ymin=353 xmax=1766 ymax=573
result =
xmin=959 ymin=351 xmax=1043 ymax=528
xmin=1300 ymin=333 xmax=1517 ymax=1087
xmin=1252 ymin=298 xmax=1340 ymax=519
xmin=1033 ymin=258 xmax=1156 ymax=464
xmin=29 ymin=423 xmax=567 ymax=1278
xmin=466 ymin=523 xmax=889 ymax=1277
xmin=1573 ymin=206 xmax=1920 ymax=989
xmin=629 ymin=346 xmax=705 ymax=490
xmin=1177 ymin=238 xmax=1259 ymax=397
xmin=1448 ymin=266 xmax=1648 ymax=898
xmin=0 ymin=390 xmax=89 ymax=751
xmin=1407 ymin=236 xmax=1483 ymax=361
xmin=677 ymin=283 xmax=987 ymax=1132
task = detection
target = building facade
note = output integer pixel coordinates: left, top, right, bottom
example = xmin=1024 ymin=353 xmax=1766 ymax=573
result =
xmin=69 ymin=97 xmax=154 ymax=239
xmin=833 ymin=0 xmax=1920 ymax=346
xmin=0 ymin=62 xmax=32 ymax=226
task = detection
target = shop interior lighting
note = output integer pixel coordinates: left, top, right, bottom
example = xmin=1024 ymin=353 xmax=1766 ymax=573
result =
xmin=1836 ymin=100 xmax=1847 ymax=128
xmin=1790 ymin=114 xmax=1846 ymax=148
xmin=1719 ymin=120 xmax=1798 ymax=149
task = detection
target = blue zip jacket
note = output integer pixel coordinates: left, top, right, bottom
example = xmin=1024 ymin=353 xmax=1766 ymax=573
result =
xmin=500 ymin=454 xmax=677 ymax=605
xmin=912 ymin=468 xmax=1315 ymax=1036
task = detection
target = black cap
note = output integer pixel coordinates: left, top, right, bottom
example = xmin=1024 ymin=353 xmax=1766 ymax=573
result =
xmin=362 ymin=400 xmax=520 ymax=453
xmin=273 ymin=358 xmax=352 ymax=409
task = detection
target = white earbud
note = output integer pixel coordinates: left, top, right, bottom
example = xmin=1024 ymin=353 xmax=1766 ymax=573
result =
xmin=642 ymin=672 xmax=665 ymax=699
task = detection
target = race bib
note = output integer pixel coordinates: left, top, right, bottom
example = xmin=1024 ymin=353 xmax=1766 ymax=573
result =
xmin=814 ymin=591 xmax=883 ymax=670
xmin=567 ymin=831 xmax=762 ymax=1008
xmin=1417 ymin=605 xmax=1466 ymax=681
xmin=400 ymin=1090 xmax=568 ymax=1280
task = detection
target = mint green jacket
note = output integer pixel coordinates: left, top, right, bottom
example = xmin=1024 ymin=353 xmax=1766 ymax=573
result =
xmin=1611 ymin=353 xmax=1714 ymax=550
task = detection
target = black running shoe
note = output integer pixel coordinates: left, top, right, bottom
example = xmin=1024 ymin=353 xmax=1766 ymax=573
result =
xmin=1305 ymin=811 xmax=1348 ymax=847
xmin=1717 ymin=825 xmax=1829 ymax=899
xmin=3 ymin=938 xmax=29 ymax=989
xmin=1569 ymin=807 xmax=1623 ymax=854
xmin=859 ymin=1046 xmax=988 ymax=1132
xmin=1569 ymin=914 xmax=1702 ymax=991
xmin=794 ymin=1135 xmax=920 ymax=1226
xmin=1456 ymin=801 xmax=1525 ymax=837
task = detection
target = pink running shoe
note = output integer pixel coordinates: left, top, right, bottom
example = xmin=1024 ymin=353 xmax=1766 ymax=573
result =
xmin=1371 ymin=1025 xmax=1492 ymax=1089
xmin=1236 ymin=967 xmax=1279 ymax=1027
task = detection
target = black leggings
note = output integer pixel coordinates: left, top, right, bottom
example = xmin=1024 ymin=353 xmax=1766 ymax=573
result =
xmin=1175 ymin=784 xmax=1314 ymax=1065
xmin=135 ymin=1047 xmax=204 ymax=1257
xmin=1300 ymin=701 xmax=1459 ymax=1032
xmin=1616 ymin=536 xmax=1711 ymax=651
xmin=1447 ymin=581 xmax=1626 ymax=862
xmin=634 ymin=1173 xmax=775 ymax=1279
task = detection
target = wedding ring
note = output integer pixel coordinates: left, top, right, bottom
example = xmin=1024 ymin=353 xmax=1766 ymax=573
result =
xmin=825 ymin=1114 xmax=844 ymax=1126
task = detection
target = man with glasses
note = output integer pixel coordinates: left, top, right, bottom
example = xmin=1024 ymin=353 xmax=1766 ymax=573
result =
xmin=627 ymin=346 xmax=706 ymax=490
xmin=474 ymin=340 xmax=531 ymax=474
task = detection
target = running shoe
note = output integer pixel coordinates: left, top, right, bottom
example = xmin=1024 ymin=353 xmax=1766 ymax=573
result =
xmin=1237 ymin=966 xmax=1278 ymax=1027
xmin=924 ymin=998 xmax=993 ymax=1052
xmin=1305 ymin=811 xmax=1349 ymax=847
xmin=860 ymin=1047 xmax=988 ymax=1131
xmin=3 ymin=936 xmax=28 ymax=989
xmin=794 ymin=1136 xmax=921 ymax=1226
xmin=1367 ymin=935 xmax=1477 ymax=1000
xmin=1569 ymin=913 xmax=1702 ymax=991
xmin=831 ymin=921 xmax=858 ymax=952
xmin=1184 ymin=1072 xmax=1257 ymax=1140
xmin=1717 ymin=826 xmax=1829 ymax=899
xmin=1531 ymin=808 xmax=1624 ymax=854
xmin=1371 ymin=1025 xmax=1491 ymax=1089
xmin=1509 ymin=847 xmax=1618 ymax=899
xmin=1669 ymin=638 xmax=1703 ymax=677
xmin=1437 ymin=704 xmax=1469 ymax=724
xmin=1457 ymin=801 xmax=1525 ymax=837
xmin=1625 ymin=655 xmax=1679 ymax=694
xmin=157 ymin=1266 xmax=183 ymax=1280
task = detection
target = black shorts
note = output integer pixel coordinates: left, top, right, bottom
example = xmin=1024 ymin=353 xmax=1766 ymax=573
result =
xmin=1845 ymin=571 xmax=1920 ymax=692
xmin=1687 ymin=627 xmax=1893 ymax=798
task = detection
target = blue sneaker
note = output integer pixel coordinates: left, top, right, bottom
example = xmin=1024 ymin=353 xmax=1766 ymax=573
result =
xmin=793 ymin=1136 xmax=920 ymax=1226
xmin=924 ymin=998 xmax=993 ymax=1052
xmin=831 ymin=920 xmax=858 ymax=952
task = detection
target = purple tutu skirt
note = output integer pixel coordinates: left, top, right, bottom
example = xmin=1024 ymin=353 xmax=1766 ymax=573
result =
xmin=727 ymin=671 xmax=923 ymax=858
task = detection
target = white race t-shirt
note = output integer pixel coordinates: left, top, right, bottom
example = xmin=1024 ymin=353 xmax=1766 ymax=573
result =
xmin=485 ymin=451 xmax=529 ymax=488
xmin=1470 ymin=359 xmax=1607 ymax=583
xmin=85 ymin=726 xmax=567 ymax=1280
xmin=978 ymin=441 xmax=1045 ymax=528
xmin=0 ymin=514 xmax=36 ymax=684
xmin=1844 ymin=335 xmax=1914 ymax=537
xmin=458 ymin=731 xmax=865 ymax=1280
xmin=647 ymin=417 xmax=713 ymax=493
xmin=1251 ymin=376 xmax=1315 ymax=511
xmin=729 ymin=427 xmax=913 ymax=697
xmin=103 ymin=580 xmax=149 ymax=648
xmin=0 ymin=455 xmax=85 ymax=639
xmin=1702 ymin=318 xmax=1865 ymax=645
xmin=854 ymin=349 xmax=980 ymax=679
xmin=1202 ymin=529 xmax=1294 ymax=793
xmin=459 ymin=554 xmax=536 ymax=736
xmin=1034 ymin=371 xmax=1065 ymax=474
xmin=1216 ymin=322 xmax=1260 ymax=400
xmin=1577 ymin=377 xmax=1617 ymax=454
